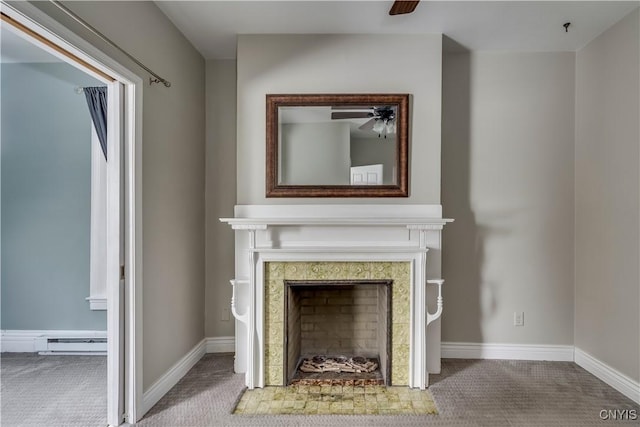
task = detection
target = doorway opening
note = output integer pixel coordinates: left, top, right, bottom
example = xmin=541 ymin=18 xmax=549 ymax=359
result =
xmin=1 ymin=5 xmax=141 ymax=425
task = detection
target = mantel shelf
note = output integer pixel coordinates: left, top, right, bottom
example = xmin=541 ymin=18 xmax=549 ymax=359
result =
xmin=248 ymin=246 xmax=430 ymax=254
xmin=220 ymin=217 xmax=454 ymax=228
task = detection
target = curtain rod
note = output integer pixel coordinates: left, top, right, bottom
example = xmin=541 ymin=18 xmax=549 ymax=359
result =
xmin=49 ymin=0 xmax=171 ymax=87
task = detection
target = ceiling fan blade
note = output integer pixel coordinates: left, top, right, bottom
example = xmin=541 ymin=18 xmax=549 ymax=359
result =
xmin=331 ymin=111 xmax=373 ymax=120
xmin=359 ymin=118 xmax=375 ymax=131
xmin=389 ymin=0 xmax=420 ymax=16
xmin=331 ymin=105 xmax=374 ymax=110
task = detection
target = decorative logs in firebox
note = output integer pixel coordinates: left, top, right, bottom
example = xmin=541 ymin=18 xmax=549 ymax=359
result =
xmin=299 ymin=356 xmax=379 ymax=374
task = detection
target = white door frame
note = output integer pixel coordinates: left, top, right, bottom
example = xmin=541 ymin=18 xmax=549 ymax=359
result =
xmin=1 ymin=2 xmax=143 ymax=424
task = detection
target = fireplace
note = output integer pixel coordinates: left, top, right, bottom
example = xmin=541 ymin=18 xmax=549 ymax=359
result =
xmin=221 ymin=204 xmax=452 ymax=390
xmin=284 ymin=279 xmax=392 ymax=385
xmin=264 ymin=262 xmax=412 ymax=386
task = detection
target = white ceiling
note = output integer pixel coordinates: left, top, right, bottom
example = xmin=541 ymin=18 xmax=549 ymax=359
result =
xmin=156 ymin=1 xmax=639 ymax=59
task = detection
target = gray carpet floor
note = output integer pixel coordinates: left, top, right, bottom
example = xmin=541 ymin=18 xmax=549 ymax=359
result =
xmin=0 ymin=353 xmax=107 ymax=427
xmin=2 ymin=353 xmax=638 ymax=426
xmin=136 ymin=354 xmax=640 ymax=426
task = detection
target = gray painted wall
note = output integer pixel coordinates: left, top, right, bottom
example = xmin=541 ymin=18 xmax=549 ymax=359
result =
xmin=1 ymin=62 xmax=106 ymax=330
xmin=34 ymin=1 xmax=206 ymax=392
xmin=281 ymin=122 xmax=350 ymax=185
xmin=350 ymin=137 xmax=396 ymax=185
xmin=195 ymin=15 xmax=638 ymax=391
xmin=575 ymin=8 xmax=639 ymax=382
xmin=236 ymin=34 xmax=442 ymax=205
xmin=205 ymin=59 xmax=236 ymax=338
xmin=211 ymin=33 xmax=441 ymax=348
xmin=442 ymin=51 xmax=576 ymax=346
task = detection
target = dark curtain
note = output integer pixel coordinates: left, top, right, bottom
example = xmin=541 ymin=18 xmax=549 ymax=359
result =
xmin=83 ymin=87 xmax=108 ymax=160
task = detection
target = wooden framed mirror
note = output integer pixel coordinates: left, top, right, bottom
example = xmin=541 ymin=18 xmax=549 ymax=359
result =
xmin=266 ymin=94 xmax=409 ymax=197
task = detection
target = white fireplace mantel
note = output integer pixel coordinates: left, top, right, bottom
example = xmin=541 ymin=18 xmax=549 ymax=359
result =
xmin=221 ymin=217 xmax=451 ymax=229
xmin=222 ymin=204 xmax=452 ymax=227
xmin=220 ymin=204 xmax=452 ymax=390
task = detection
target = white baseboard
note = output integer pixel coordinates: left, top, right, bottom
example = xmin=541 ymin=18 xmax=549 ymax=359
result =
xmin=575 ymin=347 xmax=640 ymax=405
xmin=141 ymin=339 xmax=206 ymax=415
xmin=1 ymin=330 xmax=107 ymax=353
xmin=442 ymin=341 xmax=575 ymax=361
xmin=205 ymin=336 xmax=235 ymax=353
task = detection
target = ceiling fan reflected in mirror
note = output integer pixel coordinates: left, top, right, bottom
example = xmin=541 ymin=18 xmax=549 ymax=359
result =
xmin=389 ymin=0 xmax=420 ymax=16
xmin=330 ymin=106 xmax=397 ymax=138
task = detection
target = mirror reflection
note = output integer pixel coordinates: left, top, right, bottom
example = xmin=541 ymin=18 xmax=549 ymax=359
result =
xmin=266 ymin=94 xmax=409 ymax=198
xmin=278 ymin=105 xmax=397 ymax=186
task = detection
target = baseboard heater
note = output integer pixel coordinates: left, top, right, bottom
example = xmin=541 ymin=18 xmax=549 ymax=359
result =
xmin=34 ymin=337 xmax=107 ymax=355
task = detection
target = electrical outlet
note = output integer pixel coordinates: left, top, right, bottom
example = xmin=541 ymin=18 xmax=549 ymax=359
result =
xmin=221 ymin=307 xmax=230 ymax=321
xmin=514 ymin=311 xmax=524 ymax=327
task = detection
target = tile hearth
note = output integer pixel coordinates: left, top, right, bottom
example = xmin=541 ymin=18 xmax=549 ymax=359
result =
xmin=233 ymin=385 xmax=438 ymax=415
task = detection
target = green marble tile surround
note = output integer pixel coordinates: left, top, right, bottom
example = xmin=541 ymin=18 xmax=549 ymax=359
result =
xmin=264 ymin=262 xmax=411 ymax=386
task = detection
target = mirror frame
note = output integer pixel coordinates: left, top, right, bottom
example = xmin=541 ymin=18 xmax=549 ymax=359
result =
xmin=266 ymin=93 xmax=409 ymax=198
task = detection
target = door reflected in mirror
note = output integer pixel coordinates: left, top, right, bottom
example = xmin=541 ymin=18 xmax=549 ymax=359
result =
xmin=267 ymin=94 xmax=409 ymax=197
